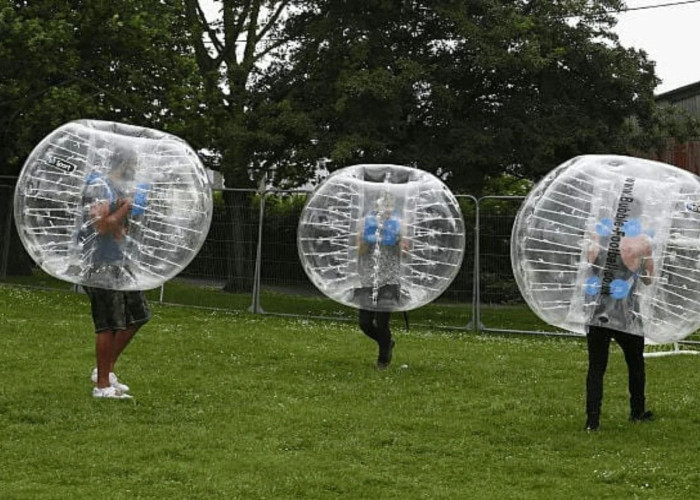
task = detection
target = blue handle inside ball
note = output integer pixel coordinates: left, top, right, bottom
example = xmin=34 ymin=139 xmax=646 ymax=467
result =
xmin=131 ymin=183 xmax=149 ymax=216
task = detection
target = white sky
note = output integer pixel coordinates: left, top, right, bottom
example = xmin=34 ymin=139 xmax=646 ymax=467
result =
xmin=614 ymin=0 xmax=700 ymax=95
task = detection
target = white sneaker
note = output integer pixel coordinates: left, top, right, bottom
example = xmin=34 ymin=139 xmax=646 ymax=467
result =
xmin=91 ymin=368 xmax=130 ymax=393
xmin=92 ymin=386 xmax=133 ymax=399
xmin=108 ymin=373 xmax=130 ymax=393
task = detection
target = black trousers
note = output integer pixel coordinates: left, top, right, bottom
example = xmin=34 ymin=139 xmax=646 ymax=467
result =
xmin=358 ymin=309 xmax=392 ymax=348
xmin=586 ymin=325 xmax=646 ymax=417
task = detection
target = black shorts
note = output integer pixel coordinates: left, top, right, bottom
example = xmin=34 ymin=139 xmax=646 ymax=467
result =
xmin=84 ymin=286 xmax=151 ymax=333
xmin=353 ymin=284 xmax=401 ymax=309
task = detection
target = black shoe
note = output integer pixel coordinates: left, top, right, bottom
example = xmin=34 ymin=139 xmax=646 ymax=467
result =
xmin=376 ymin=339 xmax=395 ymax=371
xmin=585 ymin=415 xmax=600 ymax=432
xmin=630 ymin=410 xmax=654 ymax=423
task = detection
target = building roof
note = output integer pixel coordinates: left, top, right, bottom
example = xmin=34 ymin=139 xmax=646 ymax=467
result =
xmin=656 ymin=80 xmax=700 ymax=103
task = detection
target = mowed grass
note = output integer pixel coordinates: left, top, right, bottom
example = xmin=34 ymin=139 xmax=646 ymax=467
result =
xmin=0 ymin=268 xmax=550 ymax=332
xmin=2 ymin=285 xmax=700 ymax=499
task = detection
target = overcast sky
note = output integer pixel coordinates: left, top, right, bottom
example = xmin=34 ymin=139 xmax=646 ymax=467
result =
xmin=614 ymin=0 xmax=700 ymax=95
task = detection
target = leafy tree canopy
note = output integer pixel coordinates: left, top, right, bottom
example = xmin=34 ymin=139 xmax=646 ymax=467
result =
xmin=2 ymin=0 xmax=696 ymax=194
xmin=266 ymin=0 xmax=671 ymax=193
xmin=184 ymin=0 xmax=318 ymax=187
xmin=0 ymin=0 xmax=204 ymax=175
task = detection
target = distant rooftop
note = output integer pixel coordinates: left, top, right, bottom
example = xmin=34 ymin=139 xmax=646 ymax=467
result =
xmin=656 ymin=80 xmax=700 ymax=103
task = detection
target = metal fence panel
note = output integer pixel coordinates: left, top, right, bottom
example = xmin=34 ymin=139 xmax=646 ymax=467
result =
xmin=476 ymin=196 xmax=566 ymax=334
xmin=160 ymin=188 xmax=260 ymax=310
xmin=1 ymin=183 xmax=14 ymax=280
xmin=1 ymin=176 xmax=571 ymax=335
xmin=257 ymin=190 xmax=353 ymax=319
xmin=406 ymin=194 xmax=475 ymax=330
xmin=255 ymin=191 xmax=476 ymax=330
xmin=1 ymin=180 xmax=74 ymax=290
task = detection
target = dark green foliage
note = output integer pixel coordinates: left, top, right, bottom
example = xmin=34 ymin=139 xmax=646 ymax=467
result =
xmin=267 ymin=0 xmax=676 ymax=193
xmin=3 ymin=0 xmax=696 ymax=192
xmin=0 ymin=0 xmax=205 ymax=175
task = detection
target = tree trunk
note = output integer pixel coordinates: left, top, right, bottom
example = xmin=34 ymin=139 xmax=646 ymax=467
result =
xmin=221 ymin=189 xmax=256 ymax=293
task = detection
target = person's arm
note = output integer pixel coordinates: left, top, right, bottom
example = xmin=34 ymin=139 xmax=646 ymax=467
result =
xmin=399 ymin=218 xmax=410 ymax=252
xmin=640 ymin=255 xmax=654 ymax=286
xmin=356 ymin=216 xmax=367 ymax=254
xmin=587 ymin=232 xmax=600 ymax=264
xmin=621 ymin=235 xmax=654 ymax=285
xmin=91 ymin=198 xmax=132 ymax=240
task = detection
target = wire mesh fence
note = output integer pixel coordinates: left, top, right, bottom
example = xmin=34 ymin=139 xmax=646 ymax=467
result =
xmin=0 ymin=182 xmax=14 ymax=281
xmin=5 ymin=174 xmax=700 ymax=356
xmin=475 ymin=196 xmax=564 ymax=335
xmin=0 ymin=176 xmax=572 ymax=335
xmin=257 ymin=190 xmax=322 ymax=315
xmin=1 ymin=180 xmax=75 ymax=290
xmin=251 ymin=192 xmax=478 ymax=329
xmin=406 ymin=194 xmax=476 ymax=330
xmin=159 ymin=189 xmax=260 ymax=311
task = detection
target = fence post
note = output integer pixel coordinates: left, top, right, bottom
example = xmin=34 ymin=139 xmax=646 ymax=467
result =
xmin=249 ymin=175 xmax=267 ymax=314
xmin=472 ymin=197 xmax=481 ymax=332
xmin=1 ymin=192 xmax=13 ymax=280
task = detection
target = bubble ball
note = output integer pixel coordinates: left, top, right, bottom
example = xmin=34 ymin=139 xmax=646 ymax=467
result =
xmin=511 ymin=154 xmax=700 ymax=343
xmin=298 ymin=164 xmax=466 ymax=312
xmin=14 ymin=120 xmax=213 ymax=290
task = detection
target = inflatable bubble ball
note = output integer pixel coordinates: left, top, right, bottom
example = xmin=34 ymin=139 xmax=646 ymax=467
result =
xmin=298 ymin=164 xmax=466 ymax=312
xmin=14 ymin=120 xmax=213 ymax=290
xmin=511 ymin=154 xmax=700 ymax=343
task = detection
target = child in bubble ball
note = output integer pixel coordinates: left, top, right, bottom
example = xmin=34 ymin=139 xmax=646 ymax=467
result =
xmin=355 ymin=192 xmax=409 ymax=370
xmin=79 ymin=149 xmax=150 ymax=399
xmin=584 ymin=230 xmax=654 ymax=431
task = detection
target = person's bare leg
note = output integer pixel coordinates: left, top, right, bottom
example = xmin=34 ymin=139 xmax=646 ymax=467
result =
xmin=95 ymin=331 xmax=115 ymax=388
xmin=111 ymin=324 xmax=141 ymax=372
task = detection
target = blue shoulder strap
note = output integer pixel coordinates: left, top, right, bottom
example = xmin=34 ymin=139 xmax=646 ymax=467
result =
xmin=363 ymin=212 xmax=379 ymax=243
xmin=363 ymin=211 xmax=400 ymax=246
xmin=381 ymin=211 xmax=400 ymax=246
xmin=84 ymin=171 xmax=116 ymax=205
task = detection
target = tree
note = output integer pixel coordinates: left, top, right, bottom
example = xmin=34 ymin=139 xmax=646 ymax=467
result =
xmin=0 ymin=0 xmax=204 ymax=176
xmin=269 ymin=0 xmax=672 ymax=194
xmin=184 ymin=0 xmax=317 ymax=292
xmin=184 ymin=0 xmax=315 ymax=185
xmin=1 ymin=1 xmax=77 ymax=174
xmin=0 ymin=0 xmax=204 ymax=276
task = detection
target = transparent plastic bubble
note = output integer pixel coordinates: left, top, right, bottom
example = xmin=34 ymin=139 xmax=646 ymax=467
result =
xmin=512 ymin=154 xmax=700 ymax=343
xmin=298 ymin=164 xmax=465 ymax=311
xmin=14 ymin=120 xmax=213 ymax=290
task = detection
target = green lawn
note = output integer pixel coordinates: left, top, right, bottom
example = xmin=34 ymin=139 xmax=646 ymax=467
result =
xmin=2 ymin=284 xmax=700 ymax=499
xmin=0 ymin=268 xmax=563 ymax=333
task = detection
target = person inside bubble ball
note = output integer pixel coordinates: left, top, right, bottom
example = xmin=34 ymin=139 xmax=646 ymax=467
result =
xmin=584 ymin=227 xmax=654 ymax=431
xmin=79 ymin=147 xmax=151 ymax=399
xmin=355 ymin=191 xmax=410 ymax=370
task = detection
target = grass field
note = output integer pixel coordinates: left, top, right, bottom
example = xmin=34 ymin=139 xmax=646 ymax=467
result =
xmin=2 ymin=284 xmax=700 ymax=499
xmin=1 ymin=269 xmax=561 ymax=334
